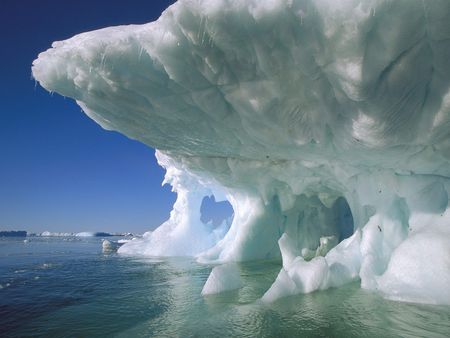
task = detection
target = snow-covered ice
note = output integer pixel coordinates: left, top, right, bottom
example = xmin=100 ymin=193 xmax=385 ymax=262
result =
xmin=33 ymin=0 xmax=450 ymax=305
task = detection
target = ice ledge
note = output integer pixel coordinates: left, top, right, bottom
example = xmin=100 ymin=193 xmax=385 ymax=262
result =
xmin=33 ymin=0 xmax=450 ymax=305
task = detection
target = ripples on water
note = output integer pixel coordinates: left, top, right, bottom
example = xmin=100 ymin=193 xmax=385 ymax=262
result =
xmin=0 ymin=237 xmax=449 ymax=337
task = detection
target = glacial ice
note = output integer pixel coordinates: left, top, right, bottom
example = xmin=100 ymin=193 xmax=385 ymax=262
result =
xmin=32 ymin=0 xmax=450 ymax=305
xmin=102 ymin=239 xmax=124 ymax=253
xmin=201 ymin=262 xmax=242 ymax=295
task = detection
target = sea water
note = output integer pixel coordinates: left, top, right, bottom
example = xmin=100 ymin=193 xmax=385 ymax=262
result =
xmin=1 ymin=237 xmax=449 ymax=337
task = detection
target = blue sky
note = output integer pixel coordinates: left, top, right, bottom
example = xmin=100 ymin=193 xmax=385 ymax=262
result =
xmin=0 ymin=0 xmax=185 ymax=233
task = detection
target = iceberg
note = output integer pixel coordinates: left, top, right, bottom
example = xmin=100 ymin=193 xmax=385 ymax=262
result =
xmin=32 ymin=0 xmax=450 ymax=305
xmin=0 ymin=231 xmax=27 ymax=237
xmin=39 ymin=231 xmax=75 ymax=237
xmin=102 ymin=239 xmax=125 ymax=253
xmin=76 ymin=231 xmax=115 ymax=237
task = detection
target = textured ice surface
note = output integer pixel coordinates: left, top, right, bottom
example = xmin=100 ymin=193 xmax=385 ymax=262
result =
xmin=33 ymin=0 xmax=450 ymax=304
xmin=102 ymin=239 xmax=123 ymax=253
xmin=201 ymin=263 xmax=242 ymax=295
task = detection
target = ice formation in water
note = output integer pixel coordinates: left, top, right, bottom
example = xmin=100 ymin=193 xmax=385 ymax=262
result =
xmin=201 ymin=262 xmax=242 ymax=295
xmin=32 ymin=0 xmax=450 ymax=305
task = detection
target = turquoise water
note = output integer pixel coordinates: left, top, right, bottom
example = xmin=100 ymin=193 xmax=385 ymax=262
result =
xmin=1 ymin=237 xmax=449 ymax=337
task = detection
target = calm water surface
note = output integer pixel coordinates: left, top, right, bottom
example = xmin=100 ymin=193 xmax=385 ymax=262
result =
xmin=1 ymin=237 xmax=449 ymax=337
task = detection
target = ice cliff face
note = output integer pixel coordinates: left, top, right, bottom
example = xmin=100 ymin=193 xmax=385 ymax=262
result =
xmin=32 ymin=0 xmax=450 ymax=305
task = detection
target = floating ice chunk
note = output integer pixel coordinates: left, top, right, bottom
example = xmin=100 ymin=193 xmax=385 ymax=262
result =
xmin=201 ymin=263 xmax=242 ymax=295
xmin=102 ymin=239 xmax=123 ymax=253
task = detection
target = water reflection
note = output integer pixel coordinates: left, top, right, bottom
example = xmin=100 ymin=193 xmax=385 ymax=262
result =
xmin=2 ymin=238 xmax=449 ymax=337
xmin=118 ymin=258 xmax=450 ymax=338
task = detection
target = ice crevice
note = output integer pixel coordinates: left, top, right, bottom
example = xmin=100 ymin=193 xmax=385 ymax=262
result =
xmin=32 ymin=0 xmax=450 ymax=305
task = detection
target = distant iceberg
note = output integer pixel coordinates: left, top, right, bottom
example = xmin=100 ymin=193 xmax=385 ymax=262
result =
xmin=39 ymin=231 xmax=75 ymax=237
xmin=0 ymin=231 xmax=27 ymax=237
xmin=33 ymin=0 xmax=450 ymax=305
xmin=37 ymin=231 xmax=129 ymax=237
xmin=76 ymin=232 xmax=113 ymax=237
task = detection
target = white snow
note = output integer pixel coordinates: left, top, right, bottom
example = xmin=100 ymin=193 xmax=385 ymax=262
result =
xmin=32 ymin=0 xmax=450 ymax=305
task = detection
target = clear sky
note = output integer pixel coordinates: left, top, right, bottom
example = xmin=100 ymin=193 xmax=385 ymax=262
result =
xmin=0 ymin=0 xmax=186 ymax=234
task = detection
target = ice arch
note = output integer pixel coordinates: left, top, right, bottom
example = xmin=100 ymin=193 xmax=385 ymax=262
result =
xmin=33 ymin=0 xmax=450 ymax=305
xmin=200 ymin=195 xmax=234 ymax=227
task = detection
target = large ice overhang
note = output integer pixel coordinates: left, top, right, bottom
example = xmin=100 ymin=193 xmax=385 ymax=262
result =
xmin=33 ymin=0 xmax=450 ymax=305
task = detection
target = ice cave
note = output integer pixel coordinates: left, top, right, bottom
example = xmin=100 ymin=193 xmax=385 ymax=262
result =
xmin=32 ymin=0 xmax=450 ymax=305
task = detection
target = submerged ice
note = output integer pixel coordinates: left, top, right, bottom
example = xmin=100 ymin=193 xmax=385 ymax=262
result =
xmin=32 ymin=0 xmax=450 ymax=305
